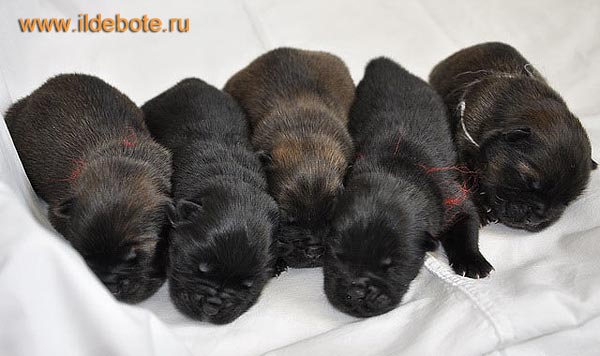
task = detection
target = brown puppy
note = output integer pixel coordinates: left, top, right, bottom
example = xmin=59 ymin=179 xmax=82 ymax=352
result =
xmin=430 ymin=42 xmax=596 ymax=231
xmin=225 ymin=48 xmax=355 ymax=268
xmin=5 ymin=74 xmax=172 ymax=303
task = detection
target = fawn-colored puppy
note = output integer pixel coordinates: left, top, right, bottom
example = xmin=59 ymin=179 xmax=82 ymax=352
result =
xmin=5 ymin=74 xmax=172 ymax=303
xmin=225 ymin=48 xmax=355 ymax=268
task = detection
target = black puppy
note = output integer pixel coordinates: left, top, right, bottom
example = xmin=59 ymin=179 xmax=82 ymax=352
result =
xmin=5 ymin=74 xmax=172 ymax=303
xmin=142 ymin=78 xmax=279 ymax=324
xmin=324 ymin=58 xmax=493 ymax=318
xmin=430 ymin=42 xmax=596 ymax=231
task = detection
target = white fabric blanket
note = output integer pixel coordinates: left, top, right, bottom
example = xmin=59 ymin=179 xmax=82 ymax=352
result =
xmin=1 ymin=1 xmax=599 ymax=355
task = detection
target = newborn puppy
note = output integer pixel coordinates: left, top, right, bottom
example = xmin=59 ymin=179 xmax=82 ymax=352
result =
xmin=142 ymin=78 xmax=279 ymax=324
xmin=430 ymin=42 xmax=596 ymax=231
xmin=324 ymin=58 xmax=493 ymax=318
xmin=225 ymin=48 xmax=355 ymax=268
xmin=5 ymin=74 xmax=172 ymax=303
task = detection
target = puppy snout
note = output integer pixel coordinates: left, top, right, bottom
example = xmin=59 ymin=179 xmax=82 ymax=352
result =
xmin=99 ymin=273 xmax=123 ymax=295
xmin=503 ymin=201 xmax=530 ymax=222
xmin=99 ymin=273 xmax=118 ymax=284
xmin=347 ymin=286 xmax=366 ymax=300
xmin=202 ymin=303 xmax=220 ymax=316
xmin=368 ymin=292 xmax=392 ymax=310
xmin=351 ymin=277 xmax=369 ymax=286
xmin=344 ymin=278 xmax=393 ymax=310
xmin=345 ymin=277 xmax=370 ymax=302
xmin=105 ymin=282 xmax=120 ymax=295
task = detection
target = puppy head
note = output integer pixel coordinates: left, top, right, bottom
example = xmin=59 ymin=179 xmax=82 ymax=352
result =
xmin=323 ymin=191 xmax=430 ymax=317
xmin=167 ymin=189 xmax=276 ymax=324
xmin=49 ymin=169 xmax=170 ymax=303
xmin=274 ymin=173 xmax=341 ymax=268
xmin=264 ymin=140 xmax=347 ymax=268
xmin=475 ymin=97 xmax=595 ymax=231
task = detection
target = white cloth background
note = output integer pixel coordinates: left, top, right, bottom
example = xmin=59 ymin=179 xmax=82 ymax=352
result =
xmin=1 ymin=1 xmax=599 ymax=355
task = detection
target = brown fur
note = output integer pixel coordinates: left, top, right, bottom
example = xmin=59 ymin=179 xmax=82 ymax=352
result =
xmin=4 ymin=74 xmax=172 ymax=302
xmin=224 ymin=48 xmax=355 ymax=268
xmin=429 ymin=42 xmax=595 ymax=231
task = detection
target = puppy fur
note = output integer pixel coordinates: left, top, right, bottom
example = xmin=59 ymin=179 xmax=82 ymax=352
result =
xmin=430 ymin=42 xmax=596 ymax=231
xmin=142 ymin=78 xmax=279 ymax=324
xmin=324 ymin=58 xmax=493 ymax=318
xmin=5 ymin=74 xmax=172 ymax=303
xmin=224 ymin=48 xmax=355 ymax=268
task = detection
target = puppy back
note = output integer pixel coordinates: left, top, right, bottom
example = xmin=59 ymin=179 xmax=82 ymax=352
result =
xmin=5 ymin=73 xmax=169 ymax=203
xmin=351 ymin=57 xmax=448 ymax=147
xmin=224 ymin=47 xmax=355 ymax=124
xmin=143 ymin=78 xmax=249 ymax=150
xmin=6 ymin=73 xmax=148 ymax=156
xmin=429 ymin=42 xmax=546 ymax=100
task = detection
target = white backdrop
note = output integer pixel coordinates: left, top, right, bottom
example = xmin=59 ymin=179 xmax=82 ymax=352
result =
xmin=1 ymin=1 xmax=599 ymax=355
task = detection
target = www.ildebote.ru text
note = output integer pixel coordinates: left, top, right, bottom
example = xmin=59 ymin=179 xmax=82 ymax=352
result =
xmin=18 ymin=14 xmax=190 ymax=33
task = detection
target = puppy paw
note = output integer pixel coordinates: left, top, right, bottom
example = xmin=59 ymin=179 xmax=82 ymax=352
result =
xmin=449 ymin=253 xmax=494 ymax=279
xmin=272 ymin=258 xmax=288 ymax=277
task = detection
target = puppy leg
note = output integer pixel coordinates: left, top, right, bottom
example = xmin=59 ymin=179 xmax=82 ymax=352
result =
xmin=441 ymin=213 xmax=493 ymax=278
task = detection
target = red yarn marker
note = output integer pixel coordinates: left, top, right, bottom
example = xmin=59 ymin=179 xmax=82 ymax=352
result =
xmin=123 ymin=129 xmax=137 ymax=147
xmin=53 ymin=159 xmax=86 ymax=183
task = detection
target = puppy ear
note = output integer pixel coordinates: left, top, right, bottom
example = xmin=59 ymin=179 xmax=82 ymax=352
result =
xmin=591 ymin=159 xmax=598 ymax=170
xmin=52 ymin=198 xmax=75 ymax=220
xmin=479 ymin=121 xmax=531 ymax=147
xmin=502 ymin=127 xmax=531 ymax=142
xmin=257 ymin=150 xmax=273 ymax=169
xmin=168 ymin=199 xmax=202 ymax=226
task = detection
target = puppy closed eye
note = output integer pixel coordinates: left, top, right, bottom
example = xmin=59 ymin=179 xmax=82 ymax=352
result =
xmin=280 ymin=210 xmax=297 ymax=224
xmin=124 ymin=249 xmax=138 ymax=262
xmin=198 ymin=262 xmax=213 ymax=273
xmin=241 ymin=279 xmax=254 ymax=288
xmin=380 ymin=257 xmax=392 ymax=268
xmin=521 ymin=174 xmax=542 ymax=191
xmin=529 ymin=180 xmax=542 ymax=191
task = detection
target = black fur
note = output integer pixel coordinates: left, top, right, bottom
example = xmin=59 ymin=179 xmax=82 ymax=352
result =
xmin=324 ymin=58 xmax=493 ymax=318
xmin=142 ymin=78 xmax=279 ymax=324
xmin=430 ymin=42 xmax=596 ymax=231
xmin=4 ymin=74 xmax=172 ymax=303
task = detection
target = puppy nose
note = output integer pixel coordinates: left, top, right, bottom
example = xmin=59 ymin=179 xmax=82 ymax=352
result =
xmin=305 ymin=246 xmax=324 ymax=259
xmin=347 ymin=286 xmax=366 ymax=300
xmin=202 ymin=304 xmax=219 ymax=316
xmin=351 ymin=277 xmax=369 ymax=286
